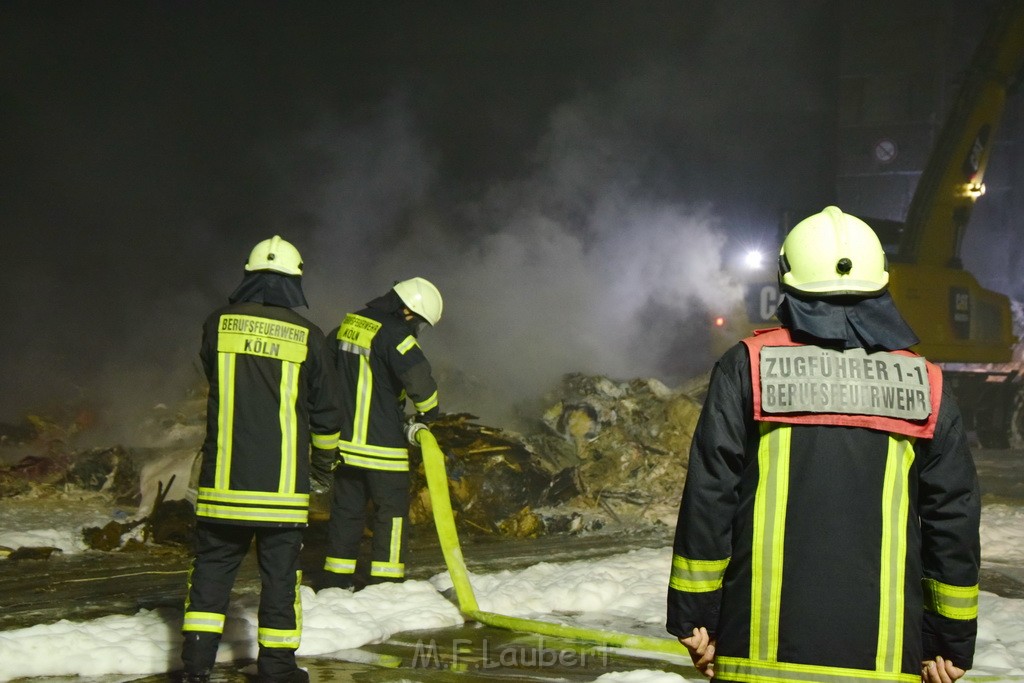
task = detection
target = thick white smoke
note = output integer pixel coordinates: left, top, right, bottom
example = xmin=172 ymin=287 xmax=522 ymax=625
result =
xmin=10 ymin=2 xmax=848 ymax=436
xmin=293 ymin=84 xmax=740 ymax=427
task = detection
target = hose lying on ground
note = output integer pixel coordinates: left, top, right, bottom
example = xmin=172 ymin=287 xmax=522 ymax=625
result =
xmin=418 ymin=428 xmax=688 ymax=658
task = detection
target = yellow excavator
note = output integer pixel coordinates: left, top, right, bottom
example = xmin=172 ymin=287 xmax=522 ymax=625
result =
xmin=715 ymin=0 xmax=1024 ymax=447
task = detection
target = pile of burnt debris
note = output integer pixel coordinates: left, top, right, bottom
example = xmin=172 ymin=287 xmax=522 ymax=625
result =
xmin=1 ymin=372 xmax=706 ymax=555
xmin=401 ymin=373 xmax=706 ymax=537
xmin=0 ymin=398 xmax=204 ymax=558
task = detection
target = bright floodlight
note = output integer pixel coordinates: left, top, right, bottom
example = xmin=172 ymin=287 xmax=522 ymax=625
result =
xmin=744 ymin=249 xmax=763 ymax=269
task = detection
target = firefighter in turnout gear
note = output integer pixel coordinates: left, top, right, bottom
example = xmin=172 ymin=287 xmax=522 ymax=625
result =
xmin=320 ymin=277 xmax=442 ymax=590
xmin=181 ymin=236 xmax=342 ymax=683
xmin=667 ymin=207 xmax=980 ymax=682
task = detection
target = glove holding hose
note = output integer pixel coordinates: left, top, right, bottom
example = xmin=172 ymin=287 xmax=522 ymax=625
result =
xmin=404 ymin=414 xmax=430 ymax=446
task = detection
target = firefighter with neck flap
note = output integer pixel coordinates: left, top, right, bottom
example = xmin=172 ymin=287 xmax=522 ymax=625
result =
xmin=319 ymin=277 xmax=443 ymax=590
xmin=181 ymin=236 xmax=341 ymax=683
xmin=667 ymin=207 xmax=980 ymax=683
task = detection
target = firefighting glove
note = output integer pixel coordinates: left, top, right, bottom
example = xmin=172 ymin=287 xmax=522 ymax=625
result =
xmin=310 ymin=447 xmax=337 ymax=493
xmin=404 ymin=418 xmax=429 ymax=446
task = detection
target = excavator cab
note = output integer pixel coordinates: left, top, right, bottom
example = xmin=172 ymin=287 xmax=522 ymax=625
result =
xmin=886 ymin=261 xmax=1015 ymax=364
xmin=852 ymin=213 xmax=1016 ymax=363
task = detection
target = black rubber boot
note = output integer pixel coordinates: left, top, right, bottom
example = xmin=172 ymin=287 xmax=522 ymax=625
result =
xmin=257 ymin=647 xmax=307 ymax=683
xmin=180 ymin=632 xmax=219 ymax=683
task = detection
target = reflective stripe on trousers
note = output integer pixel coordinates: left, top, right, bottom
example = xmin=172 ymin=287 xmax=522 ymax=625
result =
xmin=745 ymin=424 xmax=916 ymax=678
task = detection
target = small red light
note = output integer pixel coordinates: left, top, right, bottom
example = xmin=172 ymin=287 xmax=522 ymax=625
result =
xmin=714 ymin=316 xmax=725 ymax=327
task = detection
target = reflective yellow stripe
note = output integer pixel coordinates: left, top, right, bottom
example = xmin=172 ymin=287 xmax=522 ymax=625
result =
xmin=324 ymin=557 xmax=357 ymax=574
xmin=198 ymin=487 xmax=308 ymax=506
xmin=257 ymin=569 xmax=303 ymax=649
xmin=389 ymin=517 xmax=403 ymax=564
xmin=750 ymin=422 xmax=790 ymax=661
xmin=339 ymin=441 xmax=408 ymax=458
xmin=715 ymin=656 xmax=920 ymax=683
xmin=353 ymin=355 xmax=372 ymax=444
xmin=922 ymin=578 xmax=979 ymax=620
xmin=876 ymin=436 xmax=915 ymax=672
xmin=340 ymin=454 xmax=411 ymax=472
xmin=376 ymin=518 xmax=403 ymax=577
xmin=278 ymin=361 xmax=299 ymax=493
xmin=295 ymin=569 xmax=303 ymax=638
xmin=258 ymin=627 xmax=301 ymax=648
xmin=670 ymin=555 xmax=730 ymax=592
xmin=414 ymin=391 xmax=438 ymax=413
xmin=335 ymin=314 xmax=385 ymax=450
xmin=183 ymin=610 xmax=225 ymax=634
xmin=311 ymin=432 xmax=340 ymax=450
xmin=339 ymin=441 xmax=410 ymax=469
xmin=195 ymin=503 xmax=308 ymax=524
xmin=397 ymin=335 xmax=418 ymax=355
xmin=197 ymin=486 xmax=309 ymax=523
xmin=371 ymin=560 xmax=405 ymax=578
xmin=216 ymin=353 xmax=236 ymax=489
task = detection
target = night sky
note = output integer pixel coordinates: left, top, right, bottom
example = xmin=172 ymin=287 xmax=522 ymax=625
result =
xmin=2 ymin=2 xmax=998 ymax=436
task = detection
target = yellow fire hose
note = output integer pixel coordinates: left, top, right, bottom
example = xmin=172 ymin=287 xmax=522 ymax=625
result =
xmin=419 ymin=429 xmax=1022 ymax=681
xmin=418 ymin=429 xmax=688 ymax=657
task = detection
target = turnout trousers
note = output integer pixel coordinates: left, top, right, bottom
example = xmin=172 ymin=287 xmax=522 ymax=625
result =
xmin=323 ymin=464 xmax=409 ymax=586
xmin=181 ymin=521 xmax=304 ymax=681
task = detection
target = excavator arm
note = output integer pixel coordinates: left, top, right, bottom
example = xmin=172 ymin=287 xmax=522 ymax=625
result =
xmin=883 ymin=0 xmax=1024 ymax=364
xmin=898 ymin=0 xmax=1024 ymax=268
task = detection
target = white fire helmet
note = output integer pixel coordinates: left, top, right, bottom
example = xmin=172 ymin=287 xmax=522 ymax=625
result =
xmin=244 ymin=235 xmax=303 ymax=276
xmin=393 ymin=277 xmax=443 ymax=326
xmin=779 ymin=206 xmax=889 ymax=297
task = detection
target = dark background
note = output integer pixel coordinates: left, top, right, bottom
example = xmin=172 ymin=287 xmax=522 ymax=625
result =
xmin=1 ymin=1 xmax=1018 ymax=437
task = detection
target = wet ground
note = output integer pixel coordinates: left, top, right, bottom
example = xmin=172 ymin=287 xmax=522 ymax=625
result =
xmin=0 ymin=523 xmax=683 ymax=682
xmin=115 ymin=622 xmax=697 ymax=683
xmin=0 ymin=522 xmax=676 ymax=632
xmin=2 ymin=447 xmax=1022 ymax=681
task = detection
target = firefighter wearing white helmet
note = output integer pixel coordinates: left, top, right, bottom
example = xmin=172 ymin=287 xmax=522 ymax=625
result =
xmin=393 ymin=276 xmax=443 ymax=326
xmin=183 ymin=235 xmax=341 ymax=683
xmin=244 ymin=234 xmax=304 ymax=276
xmin=778 ymin=205 xmax=889 ymax=296
xmin=226 ymin=234 xmax=309 ymax=308
xmin=668 ymin=207 xmax=980 ymax=680
xmin=319 ymin=277 xmax=444 ymax=590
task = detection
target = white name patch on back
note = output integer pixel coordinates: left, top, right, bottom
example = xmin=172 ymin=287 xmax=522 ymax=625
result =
xmin=759 ymin=345 xmax=931 ymax=420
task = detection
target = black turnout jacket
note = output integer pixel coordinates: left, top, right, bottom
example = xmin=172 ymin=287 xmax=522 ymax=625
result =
xmin=327 ymin=291 xmax=439 ymax=472
xmin=197 ymin=300 xmax=341 ymax=527
xmin=667 ymin=326 xmax=981 ymax=681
